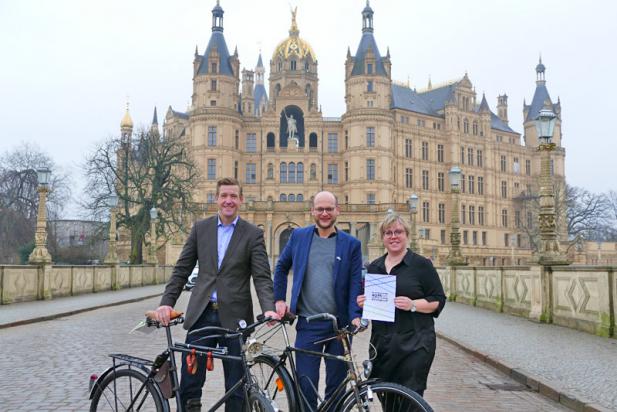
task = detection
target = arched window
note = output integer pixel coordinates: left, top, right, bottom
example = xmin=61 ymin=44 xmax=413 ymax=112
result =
xmin=288 ymin=162 xmax=296 ymax=183
xmin=297 ymin=162 xmax=304 ymax=183
xmin=280 ymin=162 xmax=287 ymax=183
xmin=288 ymin=194 xmax=295 ymax=202
xmin=290 ymin=60 xmax=297 ymax=71
xmin=310 ymin=163 xmax=317 ymax=180
xmin=463 ymin=118 xmax=469 ymax=134
xmin=277 ymin=61 xmax=282 ymax=72
xmin=309 ymin=132 xmax=318 ymax=150
xmin=297 ymin=194 xmax=304 ymax=202
xmin=267 ymin=132 xmax=275 ymax=150
xmin=472 ymin=121 xmax=478 ymax=136
xmin=280 ymin=193 xmax=287 ymax=202
xmin=304 ymin=62 xmax=309 ymax=72
xmin=267 ymin=163 xmax=274 ymax=179
xmin=275 ymin=83 xmax=281 ymax=97
xmin=279 ymin=226 xmax=293 ymax=253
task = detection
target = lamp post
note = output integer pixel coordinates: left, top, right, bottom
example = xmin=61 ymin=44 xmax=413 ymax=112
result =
xmin=407 ymin=194 xmax=419 ymax=252
xmin=28 ymin=168 xmax=53 ymax=264
xmin=535 ymin=108 xmax=567 ymax=265
xmin=147 ymin=206 xmax=158 ymax=265
xmin=104 ymin=193 xmax=119 ymax=264
xmin=447 ymin=166 xmax=466 ymax=266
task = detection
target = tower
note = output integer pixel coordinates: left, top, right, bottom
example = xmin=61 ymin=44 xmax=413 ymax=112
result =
xmin=497 ymin=94 xmax=508 ymax=125
xmin=342 ymin=1 xmax=395 ymax=205
xmin=253 ymin=53 xmax=268 ymax=117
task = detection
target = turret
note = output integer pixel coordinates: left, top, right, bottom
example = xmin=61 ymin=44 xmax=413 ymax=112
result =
xmin=497 ymin=94 xmax=508 ymax=125
xmin=120 ymin=102 xmax=133 ymax=144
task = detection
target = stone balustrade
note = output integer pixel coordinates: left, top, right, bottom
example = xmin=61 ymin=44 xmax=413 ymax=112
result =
xmin=437 ymin=265 xmax=616 ymax=338
xmin=0 ymin=264 xmax=173 ymax=305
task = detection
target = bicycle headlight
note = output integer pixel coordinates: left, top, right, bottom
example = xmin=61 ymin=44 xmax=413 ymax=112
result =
xmin=362 ymin=360 xmax=373 ymax=379
xmin=245 ymin=338 xmax=263 ymax=361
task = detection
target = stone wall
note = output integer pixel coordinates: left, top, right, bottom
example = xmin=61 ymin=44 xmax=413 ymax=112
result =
xmin=0 ymin=264 xmax=173 ymax=305
xmin=437 ymin=265 xmax=616 ymax=338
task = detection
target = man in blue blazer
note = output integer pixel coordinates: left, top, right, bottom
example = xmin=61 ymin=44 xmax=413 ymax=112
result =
xmin=274 ymin=191 xmax=363 ymax=410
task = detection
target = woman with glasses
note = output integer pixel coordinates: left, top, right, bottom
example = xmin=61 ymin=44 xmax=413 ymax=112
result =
xmin=357 ymin=212 xmax=446 ymax=398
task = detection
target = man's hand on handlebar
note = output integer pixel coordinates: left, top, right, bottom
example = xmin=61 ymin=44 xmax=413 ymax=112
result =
xmin=154 ymin=305 xmax=173 ymax=326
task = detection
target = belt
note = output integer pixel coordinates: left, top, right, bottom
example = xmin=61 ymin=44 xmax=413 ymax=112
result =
xmin=208 ymin=301 xmax=219 ymax=310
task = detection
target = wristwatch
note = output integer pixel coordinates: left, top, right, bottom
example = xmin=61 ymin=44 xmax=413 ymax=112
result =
xmin=410 ymin=300 xmax=417 ymax=312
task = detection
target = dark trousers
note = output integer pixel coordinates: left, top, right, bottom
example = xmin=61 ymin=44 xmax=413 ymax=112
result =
xmin=179 ymin=304 xmax=244 ymax=411
xmin=294 ymin=317 xmax=347 ymax=411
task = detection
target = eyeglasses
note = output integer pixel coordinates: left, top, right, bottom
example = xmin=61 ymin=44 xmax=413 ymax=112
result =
xmin=314 ymin=207 xmax=335 ymax=215
xmin=383 ymin=229 xmax=405 ymax=238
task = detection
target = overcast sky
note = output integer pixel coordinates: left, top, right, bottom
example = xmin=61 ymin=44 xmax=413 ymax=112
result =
xmin=1 ymin=0 xmax=616 ymax=217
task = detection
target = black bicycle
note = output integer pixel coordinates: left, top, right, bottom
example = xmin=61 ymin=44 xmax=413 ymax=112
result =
xmin=247 ymin=313 xmax=433 ymax=412
xmin=89 ymin=310 xmax=276 ymax=411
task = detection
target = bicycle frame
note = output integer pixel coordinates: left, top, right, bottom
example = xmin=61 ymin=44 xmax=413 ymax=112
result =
xmin=90 ymin=315 xmax=270 ymax=412
xmin=262 ymin=316 xmax=366 ymax=412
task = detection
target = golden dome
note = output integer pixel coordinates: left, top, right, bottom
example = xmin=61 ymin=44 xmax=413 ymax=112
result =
xmin=120 ymin=105 xmax=133 ymax=128
xmin=272 ymin=7 xmax=316 ymax=62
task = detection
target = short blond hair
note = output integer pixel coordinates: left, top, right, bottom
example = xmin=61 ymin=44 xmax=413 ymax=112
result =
xmin=379 ymin=212 xmax=411 ymax=238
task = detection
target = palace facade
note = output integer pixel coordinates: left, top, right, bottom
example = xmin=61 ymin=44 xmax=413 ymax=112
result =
xmin=120 ymin=1 xmax=566 ymax=267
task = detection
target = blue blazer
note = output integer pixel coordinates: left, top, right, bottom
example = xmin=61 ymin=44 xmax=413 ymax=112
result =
xmin=274 ymin=225 xmax=363 ymax=326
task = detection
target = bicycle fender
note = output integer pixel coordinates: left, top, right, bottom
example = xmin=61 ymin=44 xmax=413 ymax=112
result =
xmin=88 ymin=362 xmax=151 ymax=399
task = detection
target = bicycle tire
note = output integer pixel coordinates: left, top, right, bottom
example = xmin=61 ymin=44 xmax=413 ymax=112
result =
xmin=337 ymin=381 xmax=433 ymax=412
xmin=248 ymin=391 xmax=277 ymax=412
xmin=90 ymin=367 xmax=167 ymax=412
xmin=250 ymin=355 xmax=297 ymax=412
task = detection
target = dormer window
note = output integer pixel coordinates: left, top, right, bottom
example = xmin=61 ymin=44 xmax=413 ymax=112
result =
xmin=211 ymin=62 xmax=217 ymax=73
xmin=290 ymin=60 xmax=297 ymax=71
xmin=367 ymin=63 xmax=373 ymax=74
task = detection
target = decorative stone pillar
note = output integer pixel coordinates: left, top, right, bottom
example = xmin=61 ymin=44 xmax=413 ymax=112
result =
xmin=29 ymin=185 xmax=52 ymax=265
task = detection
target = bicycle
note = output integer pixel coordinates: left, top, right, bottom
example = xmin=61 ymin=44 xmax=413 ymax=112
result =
xmin=88 ymin=310 xmax=276 ymax=411
xmin=248 ymin=312 xmax=434 ymax=412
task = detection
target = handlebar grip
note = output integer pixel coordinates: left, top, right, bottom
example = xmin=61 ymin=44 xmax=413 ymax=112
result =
xmin=145 ymin=309 xmax=183 ymax=321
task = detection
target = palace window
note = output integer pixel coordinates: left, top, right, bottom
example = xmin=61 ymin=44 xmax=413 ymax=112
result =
xmin=367 ymin=81 xmax=374 ymax=92
xmin=461 ymin=204 xmax=466 ymax=224
xmin=461 ymin=146 xmax=465 ymax=164
xmin=280 ymin=162 xmax=287 ymax=183
xmin=210 ymin=80 xmax=217 ymax=91
xmin=477 ymin=176 xmax=484 ymax=195
xmin=501 ymin=180 xmax=507 ymax=198
xmin=478 ymin=206 xmax=485 ymax=225
xmin=328 ymin=133 xmax=338 ymax=153
xmin=207 ymin=159 xmax=216 ymax=180
xmin=245 ymin=163 xmax=256 ymax=184
xmin=345 ymin=161 xmax=349 ymax=182
xmin=467 ymin=147 xmax=474 ymax=165
xmin=327 ymin=164 xmax=338 ymax=184
xmin=367 ymin=159 xmax=375 ymax=181
xmin=468 ymin=175 xmax=475 ymax=194
xmin=500 ymin=155 xmax=507 ymax=172
xmin=526 ymin=159 xmax=531 ymax=176
xmin=422 ymin=170 xmax=429 ymax=190
xmin=208 ymin=126 xmax=217 ymax=146
xmin=438 ymin=203 xmax=445 ymax=224
xmin=422 ymin=201 xmax=430 ymax=223
xmin=267 ymin=163 xmax=274 ymax=180
xmin=482 ymin=231 xmax=487 ymax=246
xmin=366 ymin=127 xmax=375 ymax=147
xmin=310 ymin=163 xmax=317 ymax=180
xmin=438 ymin=172 xmax=444 ymax=192
xmin=367 ymin=193 xmax=376 ymax=204
xmin=288 ymin=162 xmax=296 ymax=183
xmin=234 ymin=161 xmax=238 ymax=179
xmin=405 ymin=168 xmax=413 ymax=188
xmin=502 ymin=209 xmax=508 ymax=227
xmin=246 ymin=133 xmax=257 ymax=152
xmin=469 ymin=205 xmax=475 ymax=225
xmin=297 ymin=162 xmax=304 ymax=183
xmin=437 ymin=144 xmax=444 ymax=162
xmin=422 ymin=142 xmax=429 ymax=160
xmin=477 ymin=150 xmax=483 ymax=167
xmin=405 ymin=139 xmax=412 ymax=158
xmin=290 ymin=60 xmax=297 ymax=71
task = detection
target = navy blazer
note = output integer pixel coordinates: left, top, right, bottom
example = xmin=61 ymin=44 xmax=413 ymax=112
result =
xmin=274 ymin=225 xmax=363 ymax=326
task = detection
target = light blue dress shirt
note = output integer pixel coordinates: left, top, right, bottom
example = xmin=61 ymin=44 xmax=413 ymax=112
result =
xmin=211 ymin=215 xmax=238 ymax=302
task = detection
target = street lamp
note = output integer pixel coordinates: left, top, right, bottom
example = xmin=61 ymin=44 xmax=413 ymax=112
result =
xmin=407 ymin=194 xmax=419 ymax=252
xmin=447 ymin=166 xmax=466 ymax=266
xmin=147 ymin=206 xmax=158 ymax=265
xmin=534 ymin=108 xmax=567 ymax=265
xmin=28 ymin=168 xmax=53 ymax=264
xmin=104 ymin=193 xmax=119 ymax=264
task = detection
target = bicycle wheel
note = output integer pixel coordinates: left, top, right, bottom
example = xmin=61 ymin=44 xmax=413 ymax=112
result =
xmin=248 ymin=391 xmax=276 ymax=412
xmin=250 ymin=355 xmax=297 ymax=412
xmin=90 ymin=367 xmax=167 ymax=412
xmin=338 ymin=381 xmax=433 ymax=412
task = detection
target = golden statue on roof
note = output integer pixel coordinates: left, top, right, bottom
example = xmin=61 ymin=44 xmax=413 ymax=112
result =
xmin=272 ymin=7 xmax=316 ymax=61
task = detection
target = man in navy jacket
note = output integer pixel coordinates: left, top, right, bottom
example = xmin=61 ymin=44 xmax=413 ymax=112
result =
xmin=274 ymin=191 xmax=363 ymax=410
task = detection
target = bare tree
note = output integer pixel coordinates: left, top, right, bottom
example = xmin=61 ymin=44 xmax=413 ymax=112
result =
xmin=82 ymin=128 xmax=199 ymax=264
xmin=0 ymin=143 xmax=71 ymax=263
xmin=515 ymin=182 xmax=610 ymax=251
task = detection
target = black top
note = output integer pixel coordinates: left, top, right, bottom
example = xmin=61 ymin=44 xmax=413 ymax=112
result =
xmin=367 ymin=249 xmax=446 ymax=337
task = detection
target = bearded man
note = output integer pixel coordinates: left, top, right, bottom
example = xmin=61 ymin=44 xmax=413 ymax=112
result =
xmin=274 ymin=191 xmax=363 ymax=410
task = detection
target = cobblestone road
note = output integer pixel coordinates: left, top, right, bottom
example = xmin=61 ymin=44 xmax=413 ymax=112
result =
xmin=0 ymin=293 xmax=568 ymax=411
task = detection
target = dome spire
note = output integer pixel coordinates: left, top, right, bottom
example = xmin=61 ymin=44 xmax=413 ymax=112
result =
xmin=289 ymin=6 xmax=299 ymax=37
xmin=120 ymin=101 xmax=133 ymax=129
